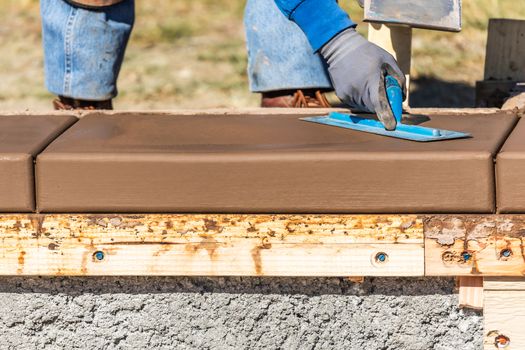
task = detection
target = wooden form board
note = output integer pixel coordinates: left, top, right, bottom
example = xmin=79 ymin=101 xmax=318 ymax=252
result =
xmin=0 ymin=214 xmax=423 ymax=277
xmin=425 ymin=216 xmax=525 ymax=277
xmin=1 ymin=214 xmax=525 ymax=277
xmin=484 ymin=277 xmax=525 ymax=350
xmin=484 ymin=19 xmax=525 ymax=81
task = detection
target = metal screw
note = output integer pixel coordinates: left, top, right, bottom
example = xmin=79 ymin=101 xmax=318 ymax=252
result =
xmin=495 ymin=334 xmax=510 ymax=348
xmin=375 ymin=252 xmax=388 ymax=263
xmin=93 ymin=251 xmax=105 ymax=261
xmin=461 ymin=251 xmax=472 ymax=262
xmin=500 ymin=249 xmax=512 ymax=259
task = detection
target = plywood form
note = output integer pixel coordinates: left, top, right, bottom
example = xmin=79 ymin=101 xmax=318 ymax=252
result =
xmin=0 ymin=214 xmax=423 ymax=276
xmin=36 ymin=112 xmax=516 ymax=213
xmin=0 ymin=115 xmax=77 ymax=212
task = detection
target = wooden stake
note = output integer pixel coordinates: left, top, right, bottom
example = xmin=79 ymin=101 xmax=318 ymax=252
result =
xmin=368 ymin=23 xmax=412 ymax=107
xmin=458 ymin=276 xmax=484 ymax=310
xmin=484 ymin=19 xmax=525 ymax=82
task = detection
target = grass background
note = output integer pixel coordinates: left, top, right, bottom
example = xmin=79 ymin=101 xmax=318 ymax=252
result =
xmin=0 ymin=0 xmax=524 ymax=110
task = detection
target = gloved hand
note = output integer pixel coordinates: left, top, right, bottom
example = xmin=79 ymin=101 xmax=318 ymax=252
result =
xmin=320 ymin=28 xmax=407 ymax=130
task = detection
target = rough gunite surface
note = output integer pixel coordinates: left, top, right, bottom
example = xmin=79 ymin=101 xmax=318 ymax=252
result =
xmin=0 ymin=277 xmax=482 ymax=349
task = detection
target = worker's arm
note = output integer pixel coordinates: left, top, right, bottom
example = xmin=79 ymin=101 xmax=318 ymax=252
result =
xmin=274 ymin=0 xmax=355 ymax=51
xmin=274 ymin=0 xmax=406 ymax=130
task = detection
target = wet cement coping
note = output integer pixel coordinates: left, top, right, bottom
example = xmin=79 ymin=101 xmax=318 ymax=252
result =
xmin=497 ymin=118 xmax=525 ymax=213
xmin=0 ymin=115 xmax=77 ymax=212
xmin=35 ymin=112 xmax=517 ymax=213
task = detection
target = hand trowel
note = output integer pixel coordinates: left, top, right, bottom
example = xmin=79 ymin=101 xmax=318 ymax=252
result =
xmin=301 ymin=76 xmax=471 ymax=142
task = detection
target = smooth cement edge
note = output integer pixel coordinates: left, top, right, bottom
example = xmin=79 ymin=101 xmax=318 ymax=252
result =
xmin=0 ymin=111 xmax=522 ymax=213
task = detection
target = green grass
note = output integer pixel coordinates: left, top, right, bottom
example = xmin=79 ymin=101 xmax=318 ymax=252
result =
xmin=0 ymin=0 xmax=524 ymax=110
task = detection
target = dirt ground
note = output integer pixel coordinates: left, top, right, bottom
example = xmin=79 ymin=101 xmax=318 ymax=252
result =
xmin=0 ymin=0 xmax=524 ymax=110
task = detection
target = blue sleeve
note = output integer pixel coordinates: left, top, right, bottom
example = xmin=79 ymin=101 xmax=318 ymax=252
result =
xmin=274 ymin=0 xmax=356 ymax=51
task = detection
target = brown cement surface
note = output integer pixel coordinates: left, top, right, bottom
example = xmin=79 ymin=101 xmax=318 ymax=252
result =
xmin=0 ymin=115 xmax=77 ymax=212
xmin=496 ymin=118 xmax=525 ymax=213
xmin=36 ymin=112 xmax=517 ymax=213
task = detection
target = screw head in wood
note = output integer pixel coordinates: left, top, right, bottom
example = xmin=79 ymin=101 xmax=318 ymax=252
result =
xmin=461 ymin=251 xmax=472 ymax=262
xmin=93 ymin=251 xmax=105 ymax=261
xmin=500 ymin=249 xmax=512 ymax=259
xmin=495 ymin=334 xmax=510 ymax=348
xmin=375 ymin=252 xmax=388 ymax=263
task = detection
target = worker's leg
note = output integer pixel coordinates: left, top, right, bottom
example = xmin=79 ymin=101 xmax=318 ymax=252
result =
xmin=244 ymin=0 xmax=333 ymax=107
xmin=40 ymin=0 xmax=135 ymax=109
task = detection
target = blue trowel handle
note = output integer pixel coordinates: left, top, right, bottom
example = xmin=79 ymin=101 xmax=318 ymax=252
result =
xmin=385 ymin=75 xmax=403 ymax=124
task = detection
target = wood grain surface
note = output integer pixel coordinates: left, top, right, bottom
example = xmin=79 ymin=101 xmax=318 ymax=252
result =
xmin=0 ymin=214 xmax=423 ymax=276
xmin=425 ymin=216 xmax=525 ymax=276
xmin=484 ymin=277 xmax=525 ymax=350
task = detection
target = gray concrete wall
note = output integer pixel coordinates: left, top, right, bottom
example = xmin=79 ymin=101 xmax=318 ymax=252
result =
xmin=0 ymin=277 xmax=481 ymax=350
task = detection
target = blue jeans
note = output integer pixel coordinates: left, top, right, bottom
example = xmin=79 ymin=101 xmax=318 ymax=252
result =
xmin=244 ymin=0 xmax=332 ymax=92
xmin=40 ymin=0 xmax=331 ymax=100
xmin=40 ymin=0 xmax=135 ymax=100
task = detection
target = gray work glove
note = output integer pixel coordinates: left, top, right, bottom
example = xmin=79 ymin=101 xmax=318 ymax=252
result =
xmin=320 ymin=28 xmax=407 ymax=130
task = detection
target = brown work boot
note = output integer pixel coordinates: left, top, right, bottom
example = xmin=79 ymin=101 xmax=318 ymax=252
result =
xmin=261 ymin=89 xmax=331 ymax=108
xmin=53 ymin=96 xmax=113 ymax=110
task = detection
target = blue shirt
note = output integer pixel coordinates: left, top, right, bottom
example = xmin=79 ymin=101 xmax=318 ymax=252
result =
xmin=274 ymin=0 xmax=356 ymax=51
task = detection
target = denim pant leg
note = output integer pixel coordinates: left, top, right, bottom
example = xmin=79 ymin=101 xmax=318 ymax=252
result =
xmin=40 ymin=0 xmax=134 ymax=100
xmin=244 ymin=0 xmax=333 ymax=92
